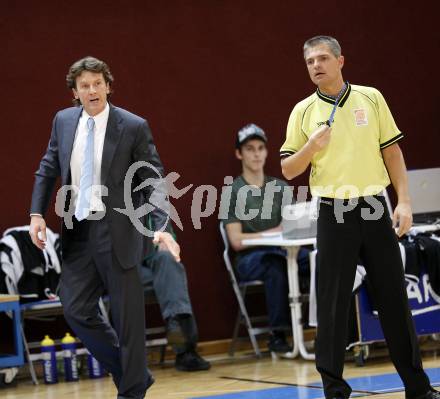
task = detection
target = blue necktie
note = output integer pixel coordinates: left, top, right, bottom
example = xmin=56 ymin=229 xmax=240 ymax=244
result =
xmin=75 ymin=117 xmax=95 ymax=221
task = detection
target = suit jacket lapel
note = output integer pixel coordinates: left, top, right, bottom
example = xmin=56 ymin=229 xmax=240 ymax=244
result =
xmin=101 ymin=104 xmax=123 ymax=185
xmin=62 ymin=107 xmax=82 ymax=185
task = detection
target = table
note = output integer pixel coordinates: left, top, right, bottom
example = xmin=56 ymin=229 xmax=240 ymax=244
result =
xmin=242 ymin=233 xmax=316 ymax=360
xmin=242 ymin=223 xmax=440 ymax=361
xmin=0 ymin=294 xmax=24 ymax=368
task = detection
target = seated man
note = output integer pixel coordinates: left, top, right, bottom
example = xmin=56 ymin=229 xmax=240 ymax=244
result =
xmin=224 ymin=124 xmax=309 ymax=353
xmin=138 ymin=222 xmax=211 ymax=372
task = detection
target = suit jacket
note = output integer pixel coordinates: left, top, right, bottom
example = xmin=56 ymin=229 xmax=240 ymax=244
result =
xmin=30 ymin=104 xmax=168 ymax=268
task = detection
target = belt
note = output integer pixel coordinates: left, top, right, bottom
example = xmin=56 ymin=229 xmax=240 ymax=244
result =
xmin=320 ymin=194 xmax=383 ymax=205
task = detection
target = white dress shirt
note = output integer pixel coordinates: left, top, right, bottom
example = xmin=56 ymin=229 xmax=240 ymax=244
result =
xmin=70 ymin=103 xmax=110 ymax=212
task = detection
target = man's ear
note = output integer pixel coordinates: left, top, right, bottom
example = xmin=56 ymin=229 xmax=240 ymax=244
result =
xmin=72 ymin=88 xmax=79 ymax=100
xmin=235 ymin=148 xmax=242 ymax=160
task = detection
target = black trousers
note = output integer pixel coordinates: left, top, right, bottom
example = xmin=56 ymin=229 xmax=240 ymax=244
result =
xmin=315 ymin=195 xmax=431 ymax=399
xmin=60 ymin=217 xmax=151 ymax=399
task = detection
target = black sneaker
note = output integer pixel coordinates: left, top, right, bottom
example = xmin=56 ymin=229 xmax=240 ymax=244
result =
xmin=175 ymin=350 xmax=211 ymax=372
xmin=268 ymin=335 xmax=292 ymax=353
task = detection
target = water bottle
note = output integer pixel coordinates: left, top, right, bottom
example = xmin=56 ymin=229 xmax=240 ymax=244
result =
xmin=41 ymin=335 xmax=58 ymax=384
xmin=61 ymin=333 xmax=79 ymax=382
xmin=87 ymin=351 xmax=105 ymax=379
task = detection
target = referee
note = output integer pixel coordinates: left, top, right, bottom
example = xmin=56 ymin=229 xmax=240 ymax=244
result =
xmin=280 ymin=35 xmax=438 ymax=399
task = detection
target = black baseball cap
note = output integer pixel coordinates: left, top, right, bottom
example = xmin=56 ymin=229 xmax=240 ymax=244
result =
xmin=236 ymin=124 xmax=268 ymax=149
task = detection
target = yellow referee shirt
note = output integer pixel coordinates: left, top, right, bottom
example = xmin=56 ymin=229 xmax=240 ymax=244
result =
xmin=280 ymin=83 xmax=403 ymax=199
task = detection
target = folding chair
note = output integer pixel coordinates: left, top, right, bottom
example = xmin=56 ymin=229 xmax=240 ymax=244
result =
xmin=20 ymin=297 xmax=109 ymax=385
xmin=219 ymin=222 xmax=271 ymax=357
xmin=93 ymin=286 xmax=168 ymax=364
xmin=20 ymin=298 xmax=63 ymax=385
xmin=143 ymin=285 xmax=168 ymax=363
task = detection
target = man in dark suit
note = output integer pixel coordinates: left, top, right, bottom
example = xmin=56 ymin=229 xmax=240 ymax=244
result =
xmin=29 ymin=56 xmax=179 ymax=399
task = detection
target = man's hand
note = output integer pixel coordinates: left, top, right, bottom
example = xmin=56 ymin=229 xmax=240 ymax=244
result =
xmin=308 ymin=125 xmax=332 ymax=152
xmin=29 ymin=216 xmax=47 ymax=250
xmin=393 ymin=202 xmax=412 ymax=237
xmin=153 ymin=231 xmax=181 ymax=262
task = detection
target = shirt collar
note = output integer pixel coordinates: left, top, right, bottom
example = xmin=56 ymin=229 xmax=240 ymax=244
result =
xmin=316 ymin=82 xmax=351 ymax=107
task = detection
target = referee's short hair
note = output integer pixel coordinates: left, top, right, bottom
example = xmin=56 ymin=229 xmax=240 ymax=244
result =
xmin=303 ymin=36 xmax=341 ymax=58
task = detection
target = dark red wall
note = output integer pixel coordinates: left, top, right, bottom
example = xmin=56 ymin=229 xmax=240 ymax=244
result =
xmin=1 ymin=1 xmax=439 ymax=341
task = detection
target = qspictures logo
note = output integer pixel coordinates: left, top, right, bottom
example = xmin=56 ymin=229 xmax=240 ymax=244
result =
xmin=55 ymin=163 xmax=389 ymax=237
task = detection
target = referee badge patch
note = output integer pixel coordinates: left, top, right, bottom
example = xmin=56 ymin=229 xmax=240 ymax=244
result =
xmin=354 ymin=109 xmax=368 ymax=126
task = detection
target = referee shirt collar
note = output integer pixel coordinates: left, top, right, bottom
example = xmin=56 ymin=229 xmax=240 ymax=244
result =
xmin=316 ymin=81 xmax=351 ymax=107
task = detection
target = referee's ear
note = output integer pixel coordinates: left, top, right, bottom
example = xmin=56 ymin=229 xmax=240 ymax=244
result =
xmin=338 ymin=55 xmax=345 ymax=70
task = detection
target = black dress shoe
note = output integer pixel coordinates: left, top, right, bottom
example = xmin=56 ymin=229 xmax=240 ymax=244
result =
xmin=146 ymin=375 xmax=155 ymax=390
xmin=175 ymin=350 xmax=211 ymax=372
xmin=117 ymin=377 xmax=155 ymax=399
xmin=409 ymin=389 xmax=440 ymax=399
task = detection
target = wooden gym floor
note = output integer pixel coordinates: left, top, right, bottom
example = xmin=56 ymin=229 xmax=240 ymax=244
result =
xmin=1 ymin=342 xmax=440 ymax=399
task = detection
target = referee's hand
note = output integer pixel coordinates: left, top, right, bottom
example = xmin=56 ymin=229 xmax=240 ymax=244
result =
xmin=308 ymin=125 xmax=332 ymax=152
xmin=393 ymin=202 xmax=412 ymax=237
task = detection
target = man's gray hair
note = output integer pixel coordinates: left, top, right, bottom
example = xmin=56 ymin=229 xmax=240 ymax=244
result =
xmin=303 ymin=35 xmax=342 ymax=58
